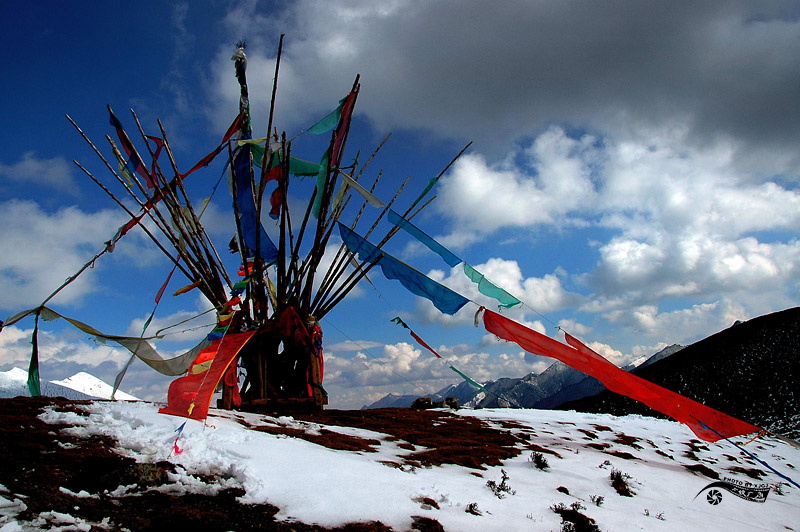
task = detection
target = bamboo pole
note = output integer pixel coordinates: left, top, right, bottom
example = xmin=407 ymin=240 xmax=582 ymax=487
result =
xmin=153 ymin=117 xmax=233 ymax=289
xmin=64 ymin=115 xmax=201 ymax=283
xmin=228 ymin=141 xmax=255 ymax=328
xmin=130 ymin=110 xmax=230 ymax=301
xmin=312 ymin=175 xmax=409 ymax=314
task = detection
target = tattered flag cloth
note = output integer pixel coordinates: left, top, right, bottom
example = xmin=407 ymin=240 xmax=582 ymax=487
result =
xmin=339 ymin=223 xmax=470 ymax=315
xmin=159 ymin=330 xmax=256 ymax=421
xmin=231 ymin=144 xmax=279 ymax=262
xmin=5 ymin=306 xmax=208 ymax=377
xmin=308 ymin=95 xmax=349 ymax=134
xmin=331 ymin=91 xmax=357 ymax=164
xmin=482 ymin=309 xmax=761 ymax=442
xmin=391 ymin=316 xmax=441 ymax=358
xmin=108 ymin=107 xmax=155 ymax=188
xmin=463 ymin=264 xmax=522 ymax=309
xmin=388 ymin=210 xmax=461 ymax=267
xmin=178 ymin=113 xmax=243 ymax=178
xmin=341 ymin=172 xmax=384 ymax=208
xmin=385 ymin=210 xmax=521 ymax=309
xmin=172 ymin=421 xmax=187 ymax=455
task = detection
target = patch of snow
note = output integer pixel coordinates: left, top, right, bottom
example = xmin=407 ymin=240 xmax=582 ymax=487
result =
xmin=37 ymin=401 xmax=800 ymax=531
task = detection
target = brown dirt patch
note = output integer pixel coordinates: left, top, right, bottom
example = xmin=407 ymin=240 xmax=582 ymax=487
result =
xmin=683 ymin=463 xmax=720 ymax=480
xmin=293 ymin=408 xmax=525 ymax=470
xmin=584 ymin=442 xmax=611 ymax=451
xmin=527 ymin=442 xmax=563 ymax=458
xmin=612 ymin=432 xmax=643 ymax=450
xmin=604 ymin=450 xmax=639 ymax=460
xmin=726 ymin=466 xmax=766 ymax=480
xmin=251 ymin=424 xmax=381 ymax=453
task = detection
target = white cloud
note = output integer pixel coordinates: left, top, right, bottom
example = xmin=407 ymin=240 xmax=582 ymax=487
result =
xmin=0 ymin=152 xmax=78 ymax=195
xmin=323 ymin=337 xmax=546 ymax=408
xmin=0 ymin=200 xmax=126 ymax=311
xmin=603 ymin=299 xmax=748 ymax=344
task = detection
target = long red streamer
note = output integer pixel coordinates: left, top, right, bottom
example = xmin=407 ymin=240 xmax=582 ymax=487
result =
xmin=482 ymin=309 xmax=761 ymax=442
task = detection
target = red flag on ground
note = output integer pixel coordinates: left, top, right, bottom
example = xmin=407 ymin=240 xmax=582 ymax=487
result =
xmin=482 ymin=309 xmax=761 ymax=442
xmin=158 ymin=331 xmax=256 ymax=421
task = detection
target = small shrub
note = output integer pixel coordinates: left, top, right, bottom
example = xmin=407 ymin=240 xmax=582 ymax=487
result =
xmin=465 ymin=502 xmax=482 ymax=516
xmin=550 ymin=501 xmax=601 ymax=532
xmin=530 ymin=451 xmax=550 ymax=470
xmin=655 ymin=512 xmax=665 ymax=521
xmin=598 ymin=460 xmax=611 ymax=469
xmin=610 ymin=468 xmax=635 ymax=497
xmin=589 ymin=494 xmax=604 ymax=507
xmin=486 ymin=469 xmax=515 ymax=498
xmin=772 ymin=482 xmax=786 ymax=495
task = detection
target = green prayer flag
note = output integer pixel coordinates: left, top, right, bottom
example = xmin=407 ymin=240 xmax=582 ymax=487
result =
xmin=251 ymin=144 xmax=321 ymax=175
xmin=312 ymin=149 xmax=331 ymax=218
xmin=308 ymin=96 xmax=346 ymax=134
xmin=391 ymin=316 xmax=409 ymax=329
xmin=448 ymin=365 xmax=487 ymax=392
xmin=27 ymin=313 xmax=41 ymax=397
xmin=463 ymin=263 xmax=522 ymax=309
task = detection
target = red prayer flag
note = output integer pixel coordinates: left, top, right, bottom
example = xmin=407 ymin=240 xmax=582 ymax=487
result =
xmin=410 ymin=330 xmax=442 ymax=359
xmin=109 ymin=108 xmax=156 ymax=188
xmin=482 ymin=309 xmax=761 ymax=442
xmin=331 ymin=91 xmax=356 ymax=165
xmin=158 ymin=331 xmax=256 ymax=421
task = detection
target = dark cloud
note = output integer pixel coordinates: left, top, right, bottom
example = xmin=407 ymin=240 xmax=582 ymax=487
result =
xmin=233 ymin=1 xmax=800 ymax=170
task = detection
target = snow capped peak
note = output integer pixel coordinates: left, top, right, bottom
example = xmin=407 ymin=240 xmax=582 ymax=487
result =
xmin=0 ymin=368 xmax=138 ymax=401
xmin=51 ymin=372 xmax=137 ymax=401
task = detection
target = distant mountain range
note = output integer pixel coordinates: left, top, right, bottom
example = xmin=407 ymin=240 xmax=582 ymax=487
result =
xmin=364 ymin=343 xmax=684 ymax=410
xmin=0 ymin=368 xmax=138 ymax=401
xmin=364 ymin=307 xmax=800 ymax=440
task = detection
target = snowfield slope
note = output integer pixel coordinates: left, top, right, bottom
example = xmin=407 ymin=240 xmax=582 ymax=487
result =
xmin=0 ymin=398 xmax=798 ymax=531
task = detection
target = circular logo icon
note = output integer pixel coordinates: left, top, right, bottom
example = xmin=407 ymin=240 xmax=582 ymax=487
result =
xmin=706 ymin=489 xmax=723 ymax=505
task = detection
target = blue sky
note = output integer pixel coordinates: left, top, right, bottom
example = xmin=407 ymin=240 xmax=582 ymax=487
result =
xmin=2 ymin=1 xmax=800 ymax=408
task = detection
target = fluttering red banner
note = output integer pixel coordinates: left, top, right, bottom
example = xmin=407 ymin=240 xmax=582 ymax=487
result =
xmin=159 ymin=330 xmax=256 ymax=421
xmin=482 ymin=309 xmax=761 ymax=442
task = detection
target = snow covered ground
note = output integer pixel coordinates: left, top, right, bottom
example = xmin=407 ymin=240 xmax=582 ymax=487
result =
xmin=1 ymin=400 xmax=797 ymax=531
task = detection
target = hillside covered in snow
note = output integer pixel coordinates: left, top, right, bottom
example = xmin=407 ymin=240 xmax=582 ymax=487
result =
xmin=0 ymin=398 xmax=797 ymax=531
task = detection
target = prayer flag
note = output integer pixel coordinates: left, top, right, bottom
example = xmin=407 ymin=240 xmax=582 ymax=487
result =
xmin=388 ymin=210 xmax=461 ymax=267
xmin=339 ymin=223 xmax=470 ymax=315
xmin=463 ymin=264 xmax=522 ymax=309
xmin=482 ymin=309 xmax=761 ymax=442
xmin=109 ymin=108 xmax=155 ymax=188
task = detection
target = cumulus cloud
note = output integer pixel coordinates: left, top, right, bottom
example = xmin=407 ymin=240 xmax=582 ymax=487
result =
xmin=603 ymin=299 xmax=748 ymax=344
xmin=323 ymin=338 xmax=548 ymax=408
xmin=0 ymin=200 xmax=127 ymax=311
xmin=0 ymin=152 xmax=78 ymax=195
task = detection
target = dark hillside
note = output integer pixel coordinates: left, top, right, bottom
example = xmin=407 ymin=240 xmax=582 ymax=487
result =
xmin=561 ymin=307 xmax=800 ymax=439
